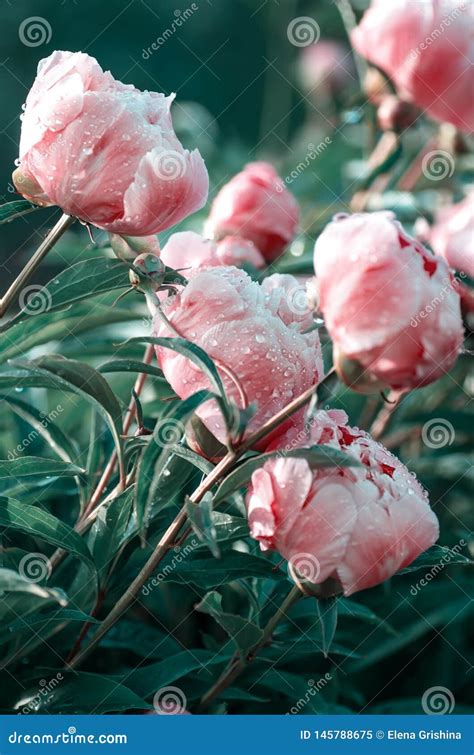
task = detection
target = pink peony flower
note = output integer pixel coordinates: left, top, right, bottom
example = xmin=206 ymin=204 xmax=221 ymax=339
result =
xmin=159 ymin=231 xmax=265 ymax=275
xmin=247 ymin=409 xmax=439 ymax=596
xmin=153 ymin=266 xmax=323 ymax=450
xmin=205 ymin=162 xmax=300 ymax=261
xmin=313 ymin=212 xmax=464 ymax=391
xmin=14 ymin=51 xmax=208 ymax=235
xmin=298 ymin=40 xmax=354 ymax=94
xmin=415 ymin=194 xmax=474 ymax=278
xmin=351 ymin=0 xmax=474 ymax=133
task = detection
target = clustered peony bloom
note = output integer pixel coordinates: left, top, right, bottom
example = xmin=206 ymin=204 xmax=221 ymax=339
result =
xmin=13 ymin=48 xmax=456 ymax=606
xmin=415 ymin=194 xmax=474 ymax=279
xmin=313 ymin=211 xmax=464 ymax=391
xmin=351 ymin=0 xmax=474 ymax=133
xmin=159 ymin=231 xmax=265 ymax=275
xmin=14 ymin=50 xmax=208 ymax=235
xmin=205 ymin=162 xmax=300 ymax=262
xmin=153 ymin=266 xmax=323 ymax=450
xmin=247 ymin=409 xmax=439 ymax=596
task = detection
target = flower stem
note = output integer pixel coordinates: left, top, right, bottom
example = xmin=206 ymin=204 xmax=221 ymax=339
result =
xmin=0 ymin=213 xmax=74 ymax=318
xmin=198 ymin=585 xmax=302 ymax=711
xmin=81 ymin=343 xmax=155 ymax=519
xmin=370 ymin=389 xmax=408 ymax=440
xmin=67 ymin=376 xmax=325 ymax=669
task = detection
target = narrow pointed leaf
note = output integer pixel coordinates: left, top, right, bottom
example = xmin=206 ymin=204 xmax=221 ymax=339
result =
xmin=196 ymin=591 xmax=263 ymax=657
xmin=0 ymin=458 xmax=83 ymax=479
xmin=0 ymin=497 xmax=94 ymax=569
xmin=315 ymin=596 xmax=338 ymax=657
xmin=0 ymin=200 xmax=41 ymax=224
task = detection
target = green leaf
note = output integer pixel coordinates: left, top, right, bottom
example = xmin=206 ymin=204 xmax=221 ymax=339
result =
xmin=196 ymin=591 xmax=264 ymax=656
xmin=315 ymin=597 xmax=338 ymax=657
xmin=5 ymin=608 xmax=99 ymax=633
xmin=88 ymin=489 xmax=134 ymax=587
xmin=10 ymin=356 xmax=124 ymax=479
xmin=1 ymin=396 xmax=77 ymax=464
xmin=8 ymin=258 xmax=131 ymax=326
xmin=0 ymin=200 xmax=41 ymax=224
xmin=170 ymin=444 xmax=215 ymax=475
xmin=0 ymin=607 xmax=99 ymax=649
xmin=347 ymin=592 xmax=472 ymax=672
xmin=13 ymin=672 xmax=148 ymax=714
xmin=337 ymin=598 xmax=396 ymax=634
xmin=186 ymin=492 xmax=220 ymax=558
xmin=99 ymin=358 xmax=167 ymax=382
xmin=134 ymin=390 xmax=213 ymax=531
xmin=246 ymin=668 xmax=332 ymax=713
xmin=396 ymin=544 xmax=472 ymax=575
xmin=0 ymin=301 xmax=137 ymax=361
xmin=83 ymin=410 xmax=105 ymax=500
xmin=0 ymin=497 xmax=94 ymax=570
xmin=101 ymin=619 xmax=181 ymax=660
xmin=122 ymin=649 xmax=229 ymax=700
xmin=125 ymin=336 xmax=234 ymax=432
xmin=0 ymin=457 xmax=83 ymax=479
xmin=165 ymin=552 xmax=283 ymax=588
xmin=215 ymin=445 xmax=361 ymax=503
xmin=0 ymin=568 xmax=67 ymax=605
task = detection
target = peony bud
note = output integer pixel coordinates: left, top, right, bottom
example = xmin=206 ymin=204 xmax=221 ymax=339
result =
xmin=352 ymin=0 xmax=474 ymax=133
xmin=313 ymin=211 xmax=464 ymax=390
xmin=247 ymin=410 xmax=439 ymax=596
xmin=205 ymin=162 xmax=299 ymax=261
xmin=15 ymin=50 xmax=208 ymax=235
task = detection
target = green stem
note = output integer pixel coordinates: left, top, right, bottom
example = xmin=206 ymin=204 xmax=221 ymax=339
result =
xmin=198 ymin=585 xmax=302 ymax=711
xmin=66 ymin=376 xmax=327 ymax=670
xmin=0 ymin=213 xmax=74 ymax=318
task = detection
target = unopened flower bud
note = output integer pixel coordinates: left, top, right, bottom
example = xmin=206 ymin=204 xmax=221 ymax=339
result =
xmin=129 ymin=254 xmax=166 ymax=291
xmin=377 ymin=95 xmax=418 ymax=133
xmin=109 ymin=233 xmax=161 ymax=260
xmin=334 ymin=348 xmax=388 ymax=395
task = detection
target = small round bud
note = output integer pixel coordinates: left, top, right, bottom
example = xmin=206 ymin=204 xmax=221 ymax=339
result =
xmin=129 ymin=253 xmax=166 ymax=290
xmin=377 ymin=95 xmax=418 ymax=133
xmin=334 ymin=348 xmax=388 ymax=395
